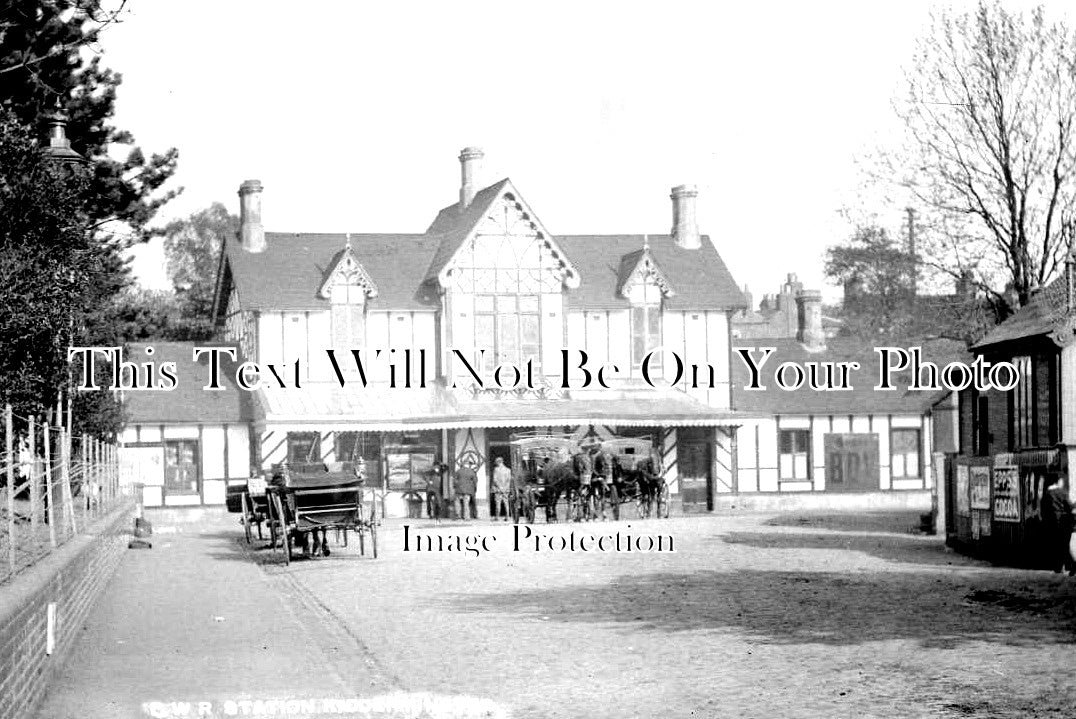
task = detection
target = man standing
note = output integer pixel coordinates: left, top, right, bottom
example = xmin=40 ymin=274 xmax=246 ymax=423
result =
xmin=455 ymin=463 xmax=478 ymax=520
xmin=1041 ymin=476 xmax=1075 ymax=575
xmin=490 ymin=456 xmax=512 ymax=521
xmin=425 ymin=461 xmax=445 ymax=520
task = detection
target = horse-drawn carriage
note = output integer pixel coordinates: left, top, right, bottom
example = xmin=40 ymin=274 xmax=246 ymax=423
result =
xmin=507 ymin=433 xmax=669 ymax=523
xmin=600 ymin=437 xmax=670 ymax=520
xmin=508 ymin=434 xmax=584 ymax=523
xmin=229 ymin=460 xmax=379 ymax=564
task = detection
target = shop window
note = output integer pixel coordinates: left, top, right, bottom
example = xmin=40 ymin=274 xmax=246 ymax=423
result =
xmin=890 ymin=428 xmax=921 ymax=478
xmin=164 ymin=440 xmax=199 ymax=495
xmin=287 ymin=432 xmax=320 ymax=464
xmin=778 ymin=429 xmax=810 ymax=479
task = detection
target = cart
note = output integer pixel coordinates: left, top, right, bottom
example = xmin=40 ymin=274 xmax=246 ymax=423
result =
xmin=264 ymin=461 xmax=379 ymax=565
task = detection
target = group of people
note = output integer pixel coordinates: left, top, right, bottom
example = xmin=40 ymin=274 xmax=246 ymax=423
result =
xmin=423 ymin=459 xmax=482 ymax=521
xmin=421 ymin=447 xmax=626 ymax=522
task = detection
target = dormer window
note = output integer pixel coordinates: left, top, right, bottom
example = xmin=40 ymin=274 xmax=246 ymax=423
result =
xmin=631 ymin=283 xmax=663 ymax=372
xmin=620 ymin=239 xmax=673 ymax=373
xmin=331 ymin=284 xmax=365 ymax=348
xmin=318 ymin=236 xmax=378 ymax=351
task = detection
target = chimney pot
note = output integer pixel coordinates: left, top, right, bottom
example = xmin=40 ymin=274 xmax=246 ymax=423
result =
xmin=459 ymin=147 xmax=484 ymax=210
xmin=238 ymin=179 xmax=265 ymax=253
xmin=796 ymin=289 xmax=825 ymax=350
xmin=670 ymin=184 xmax=701 ymax=249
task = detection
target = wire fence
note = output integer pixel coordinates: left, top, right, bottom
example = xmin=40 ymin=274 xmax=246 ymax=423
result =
xmin=0 ymin=403 xmax=129 ymax=585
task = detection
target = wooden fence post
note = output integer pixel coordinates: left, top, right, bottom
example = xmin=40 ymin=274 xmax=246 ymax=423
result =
xmin=6 ymin=404 xmax=15 ymax=574
xmin=61 ymin=427 xmax=76 ymax=536
xmin=29 ymin=415 xmax=39 ymax=531
xmin=44 ymin=422 xmax=56 ymax=549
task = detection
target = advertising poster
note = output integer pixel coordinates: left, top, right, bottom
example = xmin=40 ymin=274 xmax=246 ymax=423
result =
xmin=992 ymin=466 xmax=1020 ymax=522
xmin=970 ymin=465 xmax=992 ymax=510
xmin=956 ymin=465 xmax=971 ymax=516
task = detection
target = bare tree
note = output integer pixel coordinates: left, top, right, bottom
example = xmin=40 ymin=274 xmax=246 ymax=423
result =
xmin=867 ymin=1 xmax=1076 ymax=317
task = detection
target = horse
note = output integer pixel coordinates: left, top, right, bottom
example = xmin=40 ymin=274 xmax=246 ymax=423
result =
xmin=539 ymin=458 xmax=587 ymax=522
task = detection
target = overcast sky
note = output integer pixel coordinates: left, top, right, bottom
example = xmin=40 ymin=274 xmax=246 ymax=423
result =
xmin=108 ymin=0 xmax=1067 ymax=302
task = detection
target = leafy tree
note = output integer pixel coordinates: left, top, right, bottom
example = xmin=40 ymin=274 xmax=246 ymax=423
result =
xmin=0 ymin=110 xmax=123 ymax=437
xmin=110 ymin=288 xmax=216 ymax=342
xmin=825 ymin=226 xmax=917 ymax=339
xmin=862 ymin=1 xmax=1076 ymax=317
xmin=163 ymin=203 xmax=237 ymax=321
xmin=0 ymin=0 xmax=179 ymax=239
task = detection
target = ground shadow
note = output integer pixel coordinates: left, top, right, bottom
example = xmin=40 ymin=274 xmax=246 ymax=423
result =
xmin=714 ymin=529 xmax=974 ymax=567
xmin=449 ymin=568 xmax=1076 ymax=648
xmin=764 ymin=510 xmax=926 ymax=534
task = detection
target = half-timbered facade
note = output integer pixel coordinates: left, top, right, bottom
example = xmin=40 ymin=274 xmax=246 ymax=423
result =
xmin=210 ymin=149 xmax=748 ymax=515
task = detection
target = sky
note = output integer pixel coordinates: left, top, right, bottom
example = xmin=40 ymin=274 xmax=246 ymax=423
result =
xmin=103 ymin=0 xmax=1069 ymax=302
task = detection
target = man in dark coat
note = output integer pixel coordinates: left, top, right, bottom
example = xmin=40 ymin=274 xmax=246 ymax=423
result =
xmin=1041 ymin=476 xmax=1075 ymax=574
xmin=425 ymin=462 xmax=445 ymax=520
xmin=455 ymin=464 xmax=478 ymax=520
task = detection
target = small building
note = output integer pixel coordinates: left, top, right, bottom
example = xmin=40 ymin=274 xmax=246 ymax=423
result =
xmin=731 ymin=283 xmax=966 ymax=503
xmin=118 ymin=342 xmax=255 ymax=507
xmin=945 ymin=272 xmax=1075 ymax=563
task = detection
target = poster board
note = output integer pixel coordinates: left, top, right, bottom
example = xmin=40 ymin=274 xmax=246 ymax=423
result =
xmin=955 ymin=465 xmax=970 ymax=516
xmin=969 ymin=465 xmax=991 ymax=510
xmin=992 ymin=465 xmax=1020 ymax=522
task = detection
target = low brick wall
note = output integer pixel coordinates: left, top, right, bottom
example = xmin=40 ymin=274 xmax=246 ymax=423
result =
xmin=0 ymin=503 xmax=133 ymax=719
xmin=711 ymin=489 xmax=933 ymax=513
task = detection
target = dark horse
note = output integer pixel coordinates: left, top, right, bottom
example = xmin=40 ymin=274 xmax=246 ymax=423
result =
xmin=538 ymin=456 xmax=588 ymax=522
xmin=615 ymin=456 xmax=665 ymax=517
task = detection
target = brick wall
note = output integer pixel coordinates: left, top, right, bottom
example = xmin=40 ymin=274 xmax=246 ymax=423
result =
xmin=0 ymin=504 xmax=131 ymax=719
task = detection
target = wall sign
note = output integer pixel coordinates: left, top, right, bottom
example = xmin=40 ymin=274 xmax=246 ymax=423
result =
xmin=992 ymin=465 xmax=1020 ymax=522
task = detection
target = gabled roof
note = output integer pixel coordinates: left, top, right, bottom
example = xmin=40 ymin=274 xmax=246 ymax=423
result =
xmin=730 ymin=337 xmax=970 ymax=415
xmin=617 ymin=242 xmax=675 ymax=298
xmin=558 ymin=234 xmax=744 ymax=311
xmin=222 ymin=233 xmax=440 ymax=312
xmin=423 ymin=178 xmax=580 ymax=288
xmin=217 ymin=180 xmax=747 ymax=316
xmin=972 ymin=277 xmax=1069 ymax=350
xmin=317 ymin=238 xmax=379 ymax=299
xmin=122 ymin=343 xmax=254 ymax=424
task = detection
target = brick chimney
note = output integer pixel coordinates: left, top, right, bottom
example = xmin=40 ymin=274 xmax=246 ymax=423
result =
xmin=796 ymin=289 xmax=825 ymax=350
xmin=238 ymin=180 xmax=265 ymax=253
xmin=459 ymin=147 xmax=484 ymax=210
xmin=670 ymin=184 xmax=701 ymax=249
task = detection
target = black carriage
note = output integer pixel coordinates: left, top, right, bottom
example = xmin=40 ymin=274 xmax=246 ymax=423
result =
xmin=264 ymin=461 xmax=379 ymax=565
xmin=508 ymin=434 xmax=586 ymax=523
xmin=600 ymin=437 xmax=670 ymax=519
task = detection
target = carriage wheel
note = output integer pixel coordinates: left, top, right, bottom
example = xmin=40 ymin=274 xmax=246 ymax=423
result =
xmin=267 ymin=494 xmax=281 ymax=551
xmin=657 ymin=483 xmax=670 ymax=519
xmin=241 ymin=493 xmax=253 ymax=544
xmin=282 ymin=529 xmax=292 ymax=566
xmin=610 ymin=484 xmax=621 ymax=521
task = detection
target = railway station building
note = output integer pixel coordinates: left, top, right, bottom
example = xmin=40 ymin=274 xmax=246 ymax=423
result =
xmin=204 ymin=148 xmax=753 ymax=516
